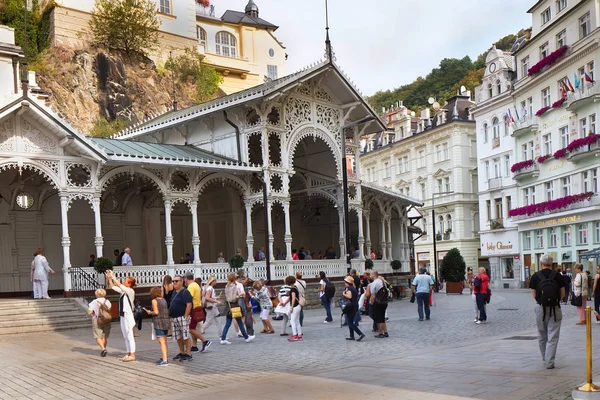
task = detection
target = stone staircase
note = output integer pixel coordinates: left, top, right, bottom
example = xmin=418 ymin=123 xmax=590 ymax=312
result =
xmin=0 ymin=298 xmax=90 ymax=335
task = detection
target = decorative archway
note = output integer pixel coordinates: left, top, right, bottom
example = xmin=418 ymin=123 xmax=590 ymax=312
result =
xmin=98 ymin=166 xmax=168 ymax=197
xmin=0 ymin=160 xmax=61 ymax=190
xmin=286 ymin=126 xmax=342 ymax=179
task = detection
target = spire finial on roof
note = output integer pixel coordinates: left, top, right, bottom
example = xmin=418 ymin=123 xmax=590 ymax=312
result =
xmin=324 ymin=0 xmax=336 ymax=63
xmin=245 ymin=0 xmax=259 ymax=18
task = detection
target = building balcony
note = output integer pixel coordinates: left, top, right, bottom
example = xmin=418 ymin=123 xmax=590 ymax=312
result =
xmin=565 ymin=84 xmax=600 ymax=112
xmin=487 ymin=177 xmax=502 ymax=190
xmin=567 ymin=140 xmax=600 ymax=162
xmin=512 ymin=163 xmax=539 ymax=181
xmin=509 ymin=193 xmax=599 ymax=221
xmin=511 ymin=116 xmax=539 ymax=138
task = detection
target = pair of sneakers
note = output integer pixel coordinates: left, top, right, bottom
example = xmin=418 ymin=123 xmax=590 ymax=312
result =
xmin=220 ymin=335 xmax=255 ymax=345
xmin=287 ymin=335 xmax=303 ymax=341
xmin=156 ymin=359 xmax=169 ymax=366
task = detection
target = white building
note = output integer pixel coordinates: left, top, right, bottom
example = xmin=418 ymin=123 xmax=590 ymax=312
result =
xmin=510 ymin=0 xmax=600 ymax=279
xmin=472 ymin=46 xmax=522 ymax=289
xmin=361 ymin=95 xmax=481 ymax=275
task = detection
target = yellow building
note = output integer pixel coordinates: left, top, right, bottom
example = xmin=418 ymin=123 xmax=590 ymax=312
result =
xmin=47 ymin=0 xmax=286 ymax=94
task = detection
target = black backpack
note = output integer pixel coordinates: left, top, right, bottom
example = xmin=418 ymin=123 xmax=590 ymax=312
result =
xmin=324 ymin=279 xmax=336 ymax=299
xmin=537 ymin=270 xmax=560 ymax=320
xmin=375 ymin=281 xmax=389 ymax=304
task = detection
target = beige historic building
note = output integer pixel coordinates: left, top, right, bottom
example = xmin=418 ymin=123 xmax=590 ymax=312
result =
xmin=47 ymin=0 xmax=286 ymax=94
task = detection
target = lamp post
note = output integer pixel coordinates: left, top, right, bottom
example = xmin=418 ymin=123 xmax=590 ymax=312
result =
xmin=253 ymin=173 xmax=271 ymax=284
xmin=431 ymin=191 xmax=453 ymax=292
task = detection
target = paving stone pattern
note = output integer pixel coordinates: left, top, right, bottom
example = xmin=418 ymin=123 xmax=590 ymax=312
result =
xmin=0 ymin=291 xmax=597 ymax=399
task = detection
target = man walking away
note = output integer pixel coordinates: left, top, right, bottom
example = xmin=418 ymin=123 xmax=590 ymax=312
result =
xmin=562 ymin=270 xmax=571 ymax=305
xmin=529 ymin=254 xmax=565 ymax=369
xmin=366 ymin=271 xmax=388 ymax=338
xmin=184 ymin=273 xmax=211 ymax=354
xmin=474 ymin=267 xmax=489 ymax=324
xmin=412 ymin=268 xmax=433 ymax=321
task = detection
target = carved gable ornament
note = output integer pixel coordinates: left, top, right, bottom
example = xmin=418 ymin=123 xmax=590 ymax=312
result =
xmin=432 ymin=168 xmax=450 ymax=178
xmin=22 ymin=119 xmax=59 ymax=155
xmin=0 ymin=116 xmax=15 ymax=152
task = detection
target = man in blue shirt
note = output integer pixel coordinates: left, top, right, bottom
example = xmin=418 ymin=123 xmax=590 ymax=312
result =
xmin=412 ymin=268 xmax=433 ymax=321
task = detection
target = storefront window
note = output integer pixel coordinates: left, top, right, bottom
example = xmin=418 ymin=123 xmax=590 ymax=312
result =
xmin=563 ymin=226 xmax=572 ymax=246
xmin=502 ymin=258 xmax=514 ymax=279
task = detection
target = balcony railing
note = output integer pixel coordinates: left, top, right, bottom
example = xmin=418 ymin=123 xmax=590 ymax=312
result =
xmin=566 ymin=84 xmax=600 ymax=111
xmin=512 ymin=162 xmax=539 ymax=180
xmin=512 ymin=115 xmax=539 ymax=137
xmin=510 ymin=195 xmax=600 ymax=221
xmin=196 ymin=4 xmax=215 ymax=17
xmin=567 ymin=139 xmax=600 ymax=162
xmin=488 ymin=177 xmax=502 ymax=190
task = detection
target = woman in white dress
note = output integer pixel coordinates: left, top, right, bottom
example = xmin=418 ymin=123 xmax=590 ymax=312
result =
xmin=30 ymin=248 xmax=55 ymax=299
xmin=106 ymin=270 xmax=137 ymax=362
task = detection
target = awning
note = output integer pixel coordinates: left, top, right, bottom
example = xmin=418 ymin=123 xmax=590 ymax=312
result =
xmin=580 ymin=248 xmax=600 ymax=260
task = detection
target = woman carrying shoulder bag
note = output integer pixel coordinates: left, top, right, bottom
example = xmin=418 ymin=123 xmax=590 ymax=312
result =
xmin=202 ymin=276 xmax=223 ymax=335
xmin=573 ymin=264 xmax=588 ymax=325
xmin=220 ymin=274 xmax=255 ymax=345
xmin=143 ymin=286 xmax=170 ymax=366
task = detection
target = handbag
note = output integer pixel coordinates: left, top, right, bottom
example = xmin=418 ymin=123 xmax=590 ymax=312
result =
xmin=410 ymin=292 xmax=416 ymax=303
xmin=299 ymin=296 xmax=306 ymax=307
xmin=338 ymin=297 xmax=351 ymax=313
xmin=230 ymin=304 xmax=243 ymax=319
xmin=571 ymin=294 xmax=583 ymax=307
xmin=274 ymin=301 xmax=290 ymax=315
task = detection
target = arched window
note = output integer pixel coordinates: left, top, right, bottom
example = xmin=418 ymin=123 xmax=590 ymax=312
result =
xmin=423 ymin=218 xmax=427 ymax=234
xmin=496 ymin=80 xmax=501 ymax=95
xmin=196 ymin=26 xmax=207 ymax=49
xmin=483 ymin=123 xmax=489 ymax=143
xmin=438 ymin=215 xmax=444 ymax=234
xmin=446 ymin=214 xmax=452 ymax=233
xmin=488 ymin=83 xmax=493 ymax=98
xmin=492 ymin=117 xmax=500 ymax=139
xmin=215 ymin=31 xmax=237 ymax=57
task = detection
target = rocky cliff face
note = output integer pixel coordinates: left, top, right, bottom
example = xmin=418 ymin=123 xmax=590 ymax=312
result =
xmin=34 ymin=46 xmax=197 ymax=135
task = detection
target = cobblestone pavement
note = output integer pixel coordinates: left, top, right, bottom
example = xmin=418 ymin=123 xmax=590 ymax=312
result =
xmin=0 ymin=290 xmax=597 ymax=399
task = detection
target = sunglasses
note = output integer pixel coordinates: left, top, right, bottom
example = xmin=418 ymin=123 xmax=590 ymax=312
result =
xmin=173 ymin=279 xmax=181 ymax=283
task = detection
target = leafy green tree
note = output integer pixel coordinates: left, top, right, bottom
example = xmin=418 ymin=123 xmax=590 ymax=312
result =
xmin=89 ymin=0 xmax=161 ymax=55
xmin=166 ymin=48 xmax=222 ymax=103
xmin=0 ymin=0 xmax=42 ymax=60
xmin=440 ymin=248 xmax=466 ymax=283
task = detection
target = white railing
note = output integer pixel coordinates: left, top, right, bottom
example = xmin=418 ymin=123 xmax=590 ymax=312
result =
xmin=566 ymin=84 xmax=600 ymax=109
xmin=512 ymin=115 xmax=538 ymax=135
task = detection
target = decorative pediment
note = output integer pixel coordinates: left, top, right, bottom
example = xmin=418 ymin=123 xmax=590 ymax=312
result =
xmin=416 ymin=175 xmax=427 ymax=183
xmin=432 ymin=168 xmax=450 ymax=178
xmin=395 ymin=179 xmax=410 ymax=188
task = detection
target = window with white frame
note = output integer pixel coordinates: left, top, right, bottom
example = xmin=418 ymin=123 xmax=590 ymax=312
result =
xmin=485 ymin=161 xmax=490 ymax=180
xmin=524 ymin=231 xmax=532 ymax=250
xmin=524 ymin=187 xmax=531 ymax=206
xmin=536 ymin=229 xmax=544 ymax=248
xmin=529 ymin=140 xmax=535 ymax=159
xmin=486 ymin=200 xmax=491 ymax=221
xmin=159 ymin=0 xmax=171 ymax=14
xmin=215 ymin=31 xmax=237 ymax=57
xmin=562 ymin=176 xmax=571 ymax=196
xmin=399 ymin=126 xmax=405 ymax=138
xmin=583 ymin=171 xmax=591 ymax=192
xmin=444 ymin=177 xmax=451 ymax=192
xmin=556 ymin=29 xmax=567 ymax=48
xmin=588 ymin=61 xmax=595 ymax=81
xmin=563 ymin=225 xmax=572 ymax=245
xmin=579 ymin=117 xmax=587 ymax=137
xmin=528 ymin=97 xmax=533 ymax=117
xmin=493 ymin=158 xmax=500 ymax=178
xmin=196 ymin=26 xmax=207 ymax=49
xmin=520 ymin=100 xmax=527 ymax=119
xmin=580 ymin=12 xmax=591 ymax=39
xmin=496 ymin=80 xmax=501 ymax=95
xmin=403 ymin=156 xmax=410 ymax=172
xmin=504 ymin=155 xmax=510 ymax=177
xmin=521 ymin=56 xmax=530 ymax=78
xmin=595 ymin=221 xmax=600 ymax=243
xmin=507 ymin=195 xmax=512 ymax=213
xmin=556 ymin=0 xmax=567 ymax=13
xmin=578 ymin=223 xmax=588 ymax=245
xmin=543 ymin=133 xmax=552 ymax=156
xmin=420 ymin=183 xmax=426 ymax=200
xmin=492 ymin=118 xmax=500 ymax=140
xmin=267 ymin=65 xmax=278 ymax=80
xmin=560 ymin=126 xmax=569 ymax=148
xmin=522 ymin=143 xmax=529 ymax=161
xmin=542 ymin=87 xmax=551 ymax=107
xmin=593 ymin=169 xmax=598 ymax=192
xmin=550 ymin=227 xmax=558 ymax=247
xmin=436 ymin=145 xmax=442 ymax=162
xmin=488 ymin=83 xmax=493 ymax=99
xmin=545 ymin=181 xmax=554 ymax=201
xmin=438 ymin=215 xmax=444 ymax=235
xmin=532 ymin=185 xmax=537 ymax=204
xmin=437 ymin=179 xmax=443 ymax=193
xmin=418 ymin=149 xmax=425 ymax=168
xmin=406 ymin=186 xmax=411 ymax=198
xmin=483 ymin=123 xmax=489 ymax=143
xmin=442 ymin=143 xmax=449 ymax=160
xmin=540 ymin=42 xmax=550 ymax=59
xmin=446 ymin=214 xmax=452 ymax=232
xmin=541 ymin=8 xmax=551 ymax=25
xmin=384 ymin=162 xmax=390 ymax=178
xmin=589 ymin=114 xmax=596 ymax=134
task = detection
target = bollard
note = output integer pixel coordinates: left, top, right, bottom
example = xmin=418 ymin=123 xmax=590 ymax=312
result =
xmin=577 ymin=306 xmax=600 ymax=392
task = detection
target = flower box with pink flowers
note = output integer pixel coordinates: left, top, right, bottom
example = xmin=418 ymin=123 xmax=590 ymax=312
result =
xmin=508 ymin=192 xmax=594 ymax=217
xmin=511 ymin=159 xmax=534 ymax=173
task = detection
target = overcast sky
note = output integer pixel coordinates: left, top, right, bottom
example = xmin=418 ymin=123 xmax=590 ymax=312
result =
xmin=213 ymin=0 xmax=532 ymax=95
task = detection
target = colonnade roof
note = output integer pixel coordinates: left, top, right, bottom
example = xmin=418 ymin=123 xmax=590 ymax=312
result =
xmin=362 ymin=182 xmax=424 ymax=207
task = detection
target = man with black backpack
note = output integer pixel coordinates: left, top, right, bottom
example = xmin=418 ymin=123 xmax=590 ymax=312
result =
xmin=365 ymin=271 xmax=389 ymax=338
xmin=529 ymin=254 xmax=565 ymax=369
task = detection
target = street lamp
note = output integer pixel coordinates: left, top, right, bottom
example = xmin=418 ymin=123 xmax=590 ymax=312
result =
xmin=431 ymin=191 xmax=453 ymax=291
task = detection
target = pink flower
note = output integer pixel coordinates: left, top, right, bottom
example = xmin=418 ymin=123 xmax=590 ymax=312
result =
xmin=552 ymin=98 xmax=566 ymax=108
xmin=528 ymin=46 xmax=568 ymax=76
xmin=537 ymin=155 xmax=551 ymax=164
xmin=535 ymin=106 xmax=551 ymax=116
xmin=511 ymin=159 xmax=534 ymax=173
xmin=509 ymin=192 xmax=594 ymax=217
xmin=553 ymin=148 xmax=567 ymax=159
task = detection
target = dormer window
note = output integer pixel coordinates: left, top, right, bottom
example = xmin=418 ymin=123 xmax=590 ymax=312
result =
xmin=541 ymin=7 xmax=551 ymax=25
xmin=215 ymin=31 xmax=237 ymax=57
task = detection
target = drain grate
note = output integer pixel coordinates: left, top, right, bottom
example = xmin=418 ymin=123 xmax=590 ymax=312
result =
xmin=497 ymin=308 xmax=519 ymax=311
xmin=503 ymin=336 xmax=538 ymax=340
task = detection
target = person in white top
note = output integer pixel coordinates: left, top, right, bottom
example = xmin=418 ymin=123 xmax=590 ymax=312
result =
xmin=121 ymin=247 xmax=133 ymax=266
xmin=106 ymin=269 xmax=137 ymax=362
xmin=30 ymin=248 xmax=55 ymax=299
xmin=88 ymin=288 xmax=112 ymax=357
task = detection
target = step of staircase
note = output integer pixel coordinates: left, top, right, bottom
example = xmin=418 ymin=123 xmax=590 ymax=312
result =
xmin=0 ymin=298 xmax=91 ymax=335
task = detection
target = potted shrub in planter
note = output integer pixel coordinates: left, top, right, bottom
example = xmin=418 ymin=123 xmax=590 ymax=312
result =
xmin=229 ymin=254 xmax=244 ymax=271
xmin=94 ymin=257 xmax=113 ymax=285
xmin=365 ymin=258 xmax=374 ymax=270
xmin=440 ymin=248 xmax=466 ymax=294
xmin=390 ymin=259 xmax=402 ymax=275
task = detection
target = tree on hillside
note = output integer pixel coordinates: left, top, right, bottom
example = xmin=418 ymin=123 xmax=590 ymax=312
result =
xmin=166 ymin=48 xmax=222 ymax=103
xmin=454 ymin=67 xmax=485 ymax=96
xmin=89 ymin=0 xmax=161 ymax=55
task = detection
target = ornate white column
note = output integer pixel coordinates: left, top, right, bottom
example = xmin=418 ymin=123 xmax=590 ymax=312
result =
xmin=164 ymin=199 xmax=174 ymax=265
xmin=357 ymin=208 xmax=365 ymax=260
xmin=364 ymin=210 xmax=371 ymax=258
xmin=190 ymin=201 xmax=201 ymax=265
xmin=92 ymin=196 xmax=104 ymax=258
xmin=338 ymin=207 xmax=345 ymax=260
xmin=267 ymin=201 xmax=275 ymax=261
xmin=59 ymin=194 xmax=72 ymax=291
xmin=245 ymin=202 xmax=255 ymax=262
xmin=283 ymin=200 xmax=293 ymax=261
xmin=380 ymin=217 xmax=387 ymax=261
xmin=386 ymin=217 xmax=393 ymax=261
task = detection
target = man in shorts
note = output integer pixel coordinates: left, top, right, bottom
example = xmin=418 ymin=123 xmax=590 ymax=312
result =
xmin=184 ymin=273 xmax=211 ymax=353
xmin=170 ymin=275 xmax=193 ymax=361
xmin=366 ymin=270 xmax=389 ymax=338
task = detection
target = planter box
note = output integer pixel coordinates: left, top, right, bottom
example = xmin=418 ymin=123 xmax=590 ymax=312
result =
xmin=445 ymin=281 xmax=464 ymax=294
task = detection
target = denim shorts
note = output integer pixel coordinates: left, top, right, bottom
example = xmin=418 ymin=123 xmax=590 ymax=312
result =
xmin=154 ymin=328 xmax=169 ymax=337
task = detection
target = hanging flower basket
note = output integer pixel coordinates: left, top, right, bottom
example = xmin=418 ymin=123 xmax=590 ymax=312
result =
xmin=535 ymin=106 xmax=551 ymax=117
xmin=537 ymin=155 xmax=552 ymax=164
xmin=566 ymin=134 xmax=600 ymax=152
xmin=552 ymin=98 xmax=566 ymax=108
xmin=508 ymin=192 xmax=593 ymax=217
xmin=553 ymin=148 xmax=567 ymax=159
xmin=511 ymin=159 xmax=534 ymax=173
xmin=528 ymin=46 xmax=568 ymax=76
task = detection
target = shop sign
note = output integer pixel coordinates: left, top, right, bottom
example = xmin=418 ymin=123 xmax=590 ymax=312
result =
xmin=530 ymin=215 xmax=581 ymax=228
xmin=437 ymin=251 xmax=447 ymax=260
xmin=417 ymin=252 xmax=430 ymax=262
xmin=481 ymin=231 xmax=519 ymax=256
